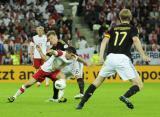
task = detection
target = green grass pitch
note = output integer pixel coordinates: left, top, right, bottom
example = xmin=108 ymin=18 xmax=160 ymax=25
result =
xmin=0 ymin=82 xmax=159 ymax=117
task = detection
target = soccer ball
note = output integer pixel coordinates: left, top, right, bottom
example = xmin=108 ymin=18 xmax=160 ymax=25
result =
xmin=55 ymin=79 xmax=66 ymax=90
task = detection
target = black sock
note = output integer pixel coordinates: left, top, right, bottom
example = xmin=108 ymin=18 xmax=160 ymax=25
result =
xmin=77 ymin=78 xmax=84 ymax=94
xmin=123 ymin=85 xmax=140 ymax=98
xmin=79 ymin=84 xmax=96 ymax=105
xmin=53 ymin=82 xmax=59 ymax=99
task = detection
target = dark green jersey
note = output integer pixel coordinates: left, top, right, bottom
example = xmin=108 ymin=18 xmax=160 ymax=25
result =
xmin=46 ymin=41 xmax=67 ymax=57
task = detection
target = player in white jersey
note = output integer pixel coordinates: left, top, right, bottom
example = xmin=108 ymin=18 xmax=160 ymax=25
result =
xmin=8 ymin=47 xmax=80 ymax=102
xmin=30 ymin=26 xmax=50 ymax=87
xmin=61 ymin=61 xmax=84 ymax=99
xmin=47 ymin=58 xmax=85 ymax=102
xmin=37 ymin=45 xmax=86 ymax=102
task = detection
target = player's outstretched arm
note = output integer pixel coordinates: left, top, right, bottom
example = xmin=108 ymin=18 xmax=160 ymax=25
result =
xmin=36 ymin=45 xmax=48 ymax=61
xmin=76 ymin=56 xmax=88 ymax=66
xmin=133 ymin=36 xmax=150 ymax=62
xmin=99 ymin=37 xmax=109 ymax=62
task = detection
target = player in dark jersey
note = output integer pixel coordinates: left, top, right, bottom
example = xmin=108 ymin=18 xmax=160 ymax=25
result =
xmin=76 ymin=9 xmax=150 ymax=109
xmin=46 ymin=32 xmax=67 ymax=102
xmin=45 ymin=31 xmax=85 ymax=102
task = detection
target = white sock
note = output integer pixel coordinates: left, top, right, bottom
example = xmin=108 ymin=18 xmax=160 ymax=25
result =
xmin=58 ymin=89 xmax=64 ymax=100
xmin=13 ymin=85 xmax=26 ymax=99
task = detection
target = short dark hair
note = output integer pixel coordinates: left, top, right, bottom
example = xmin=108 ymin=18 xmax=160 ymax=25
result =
xmin=47 ymin=30 xmax=57 ymax=37
xmin=66 ymin=46 xmax=77 ymax=54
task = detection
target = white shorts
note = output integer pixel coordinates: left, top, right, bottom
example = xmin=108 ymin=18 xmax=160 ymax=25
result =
xmin=99 ymin=53 xmax=139 ymax=80
xmin=61 ymin=61 xmax=84 ymax=79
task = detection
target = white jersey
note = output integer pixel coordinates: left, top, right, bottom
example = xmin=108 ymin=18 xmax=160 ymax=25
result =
xmin=30 ymin=35 xmax=49 ymax=58
xmin=61 ymin=61 xmax=84 ymax=79
xmin=41 ymin=51 xmax=74 ymax=72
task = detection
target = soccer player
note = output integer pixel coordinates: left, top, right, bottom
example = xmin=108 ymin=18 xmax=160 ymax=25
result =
xmin=30 ymin=26 xmax=50 ymax=87
xmin=62 ymin=61 xmax=84 ymax=99
xmin=76 ymin=9 xmax=151 ymax=109
xmin=46 ymin=31 xmax=85 ymax=101
xmin=8 ymin=46 xmax=79 ymax=102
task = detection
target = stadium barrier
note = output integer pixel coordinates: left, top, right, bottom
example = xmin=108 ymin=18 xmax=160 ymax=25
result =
xmin=0 ymin=65 xmax=160 ymax=83
xmin=77 ymin=48 xmax=160 ymax=65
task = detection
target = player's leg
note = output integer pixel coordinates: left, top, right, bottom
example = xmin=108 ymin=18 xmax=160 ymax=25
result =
xmin=74 ymin=63 xmax=84 ymax=99
xmin=123 ymin=77 xmax=143 ymax=99
xmin=45 ymin=77 xmax=50 ymax=87
xmin=47 ymin=69 xmax=64 ymax=102
xmin=46 ymin=81 xmax=59 ymax=102
xmin=74 ymin=78 xmax=84 ymax=99
xmin=58 ymin=89 xmax=67 ymax=103
xmin=49 ymin=81 xmax=67 ymax=103
xmin=119 ymin=77 xmax=143 ymax=109
xmin=8 ymin=69 xmax=46 ymax=102
xmin=117 ymin=57 xmax=142 ymax=109
xmin=55 ymin=72 xmax=67 ymax=102
xmin=76 ymin=56 xmax=115 ymax=109
xmin=8 ymin=78 xmax=37 ymax=102
xmin=76 ymin=75 xmax=105 ymax=109
xmin=48 ymin=70 xmax=67 ymax=103
xmin=49 ymin=81 xmax=59 ymax=102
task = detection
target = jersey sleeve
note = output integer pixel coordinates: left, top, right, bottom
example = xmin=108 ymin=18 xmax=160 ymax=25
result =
xmin=131 ymin=26 xmax=139 ymax=38
xmin=103 ymin=32 xmax=110 ymax=39
xmin=103 ymin=29 xmax=112 ymax=39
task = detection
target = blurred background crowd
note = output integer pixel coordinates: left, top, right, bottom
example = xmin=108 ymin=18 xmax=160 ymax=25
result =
xmin=0 ymin=0 xmax=73 ymax=65
xmin=0 ymin=0 xmax=160 ymax=65
xmin=78 ymin=0 xmax=160 ymax=51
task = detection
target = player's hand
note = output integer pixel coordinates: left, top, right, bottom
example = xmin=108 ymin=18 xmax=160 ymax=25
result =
xmin=47 ymin=49 xmax=54 ymax=54
xmin=142 ymin=55 xmax=151 ymax=62
xmin=36 ymin=45 xmax=42 ymax=52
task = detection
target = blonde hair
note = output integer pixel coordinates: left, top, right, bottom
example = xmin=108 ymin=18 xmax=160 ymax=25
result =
xmin=47 ymin=30 xmax=57 ymax=37
xmin=119 ymin=9 xmax=132 ymax=22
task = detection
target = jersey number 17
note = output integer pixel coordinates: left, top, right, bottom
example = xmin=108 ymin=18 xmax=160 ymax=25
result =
xmin=114 ymin=31 xmax=127 ymax=46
